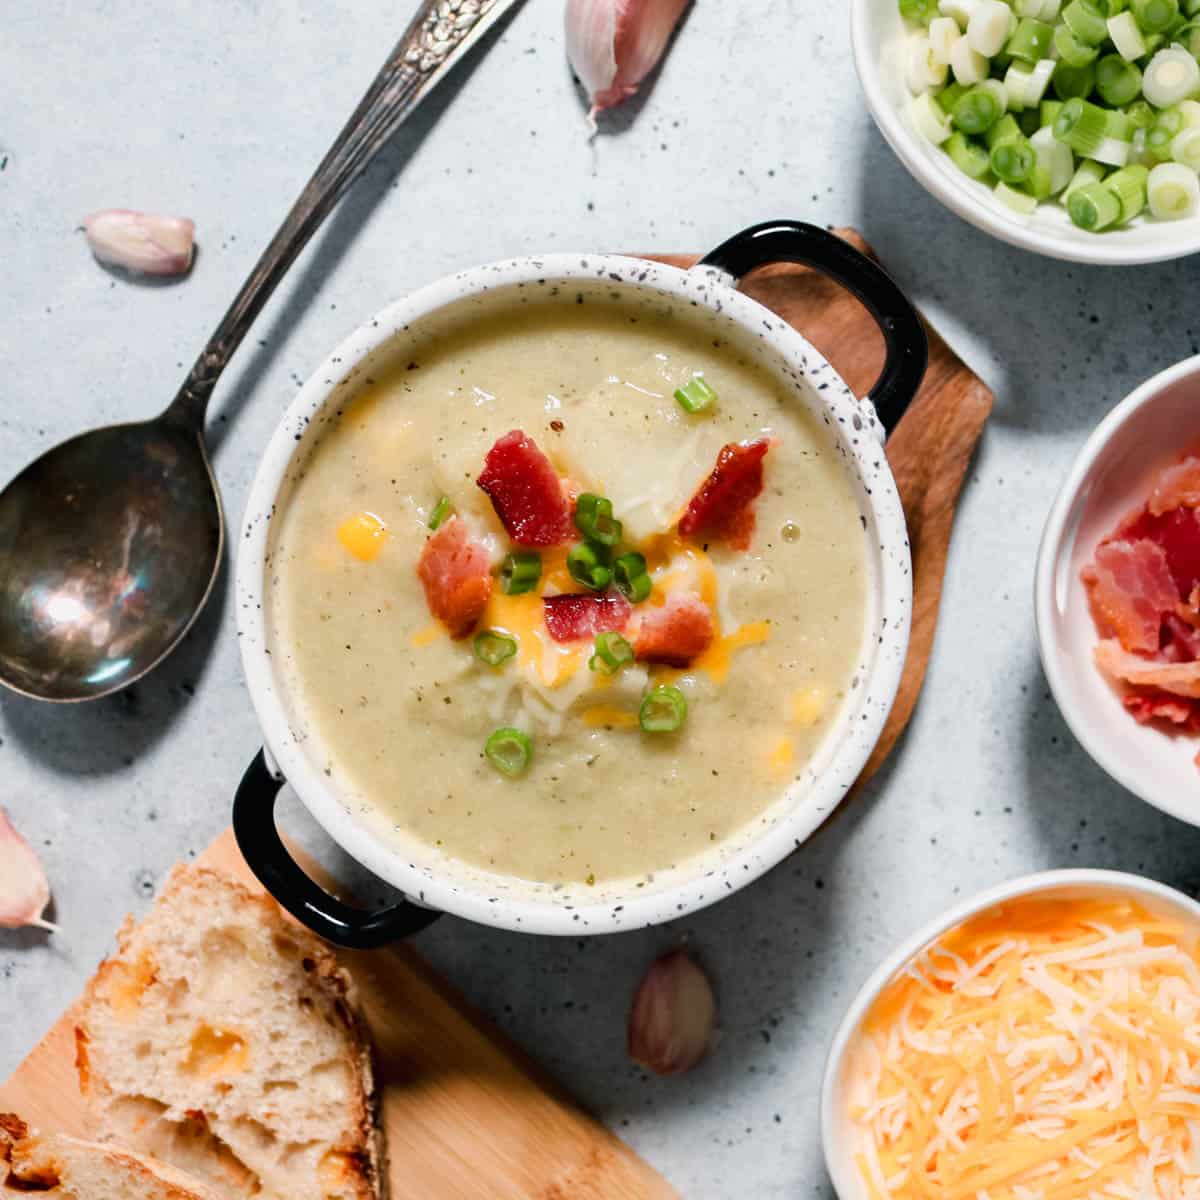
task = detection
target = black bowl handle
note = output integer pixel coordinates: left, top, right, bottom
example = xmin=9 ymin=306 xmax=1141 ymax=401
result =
xmin=233 ymin=749 xmax=441 ymax=948
xmin=699 ymin=220 xmax=927 ymax=436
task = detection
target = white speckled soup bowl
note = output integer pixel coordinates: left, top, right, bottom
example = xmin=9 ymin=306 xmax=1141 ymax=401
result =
xmin=852 ymin=1 xmax=1200 ymax=265
xmin=232 ymin=221 xmax=925 ymax=947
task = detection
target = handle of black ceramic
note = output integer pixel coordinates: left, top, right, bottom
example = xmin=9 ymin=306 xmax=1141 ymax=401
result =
xmin=233 ymin=749 xmax=441 ymax=948
xmin=698 ymin=220 xmax=928 ymax=436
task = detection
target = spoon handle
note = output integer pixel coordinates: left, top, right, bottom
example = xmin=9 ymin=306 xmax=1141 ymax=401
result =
xmin=166 ymin=0 xmax=522 ymax=430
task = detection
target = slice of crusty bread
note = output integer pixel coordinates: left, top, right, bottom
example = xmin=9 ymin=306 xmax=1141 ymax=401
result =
xmin=0 ymin=1112 xmax=227 ymax=1199
xmin=75 ymin=865 xmax=383 ymax=1200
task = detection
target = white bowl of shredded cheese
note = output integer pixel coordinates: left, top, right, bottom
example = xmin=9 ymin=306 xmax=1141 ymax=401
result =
xmin=821 ymin=869 xmax=1200 ymax=1198
xmin=851 ymin=1 xmax=1200 ymax=264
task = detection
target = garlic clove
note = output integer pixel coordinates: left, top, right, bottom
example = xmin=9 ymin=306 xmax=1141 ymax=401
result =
xmin=627 ymin=947 xmax=716 ymax=1075
xmin=0 ymin=807 xmax=56 ymax=932
xmin=565 ymin=0 xmax=691 ymax=123
xmin=82 ymin=209 xmax=195 ymax=277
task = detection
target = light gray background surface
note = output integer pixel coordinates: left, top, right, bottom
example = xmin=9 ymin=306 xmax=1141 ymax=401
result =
xmin=4 ymin=3 xmax=1200 ymax=1196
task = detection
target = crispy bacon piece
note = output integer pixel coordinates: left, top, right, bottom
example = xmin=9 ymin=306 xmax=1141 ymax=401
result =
xmin=1121 ymin=505 xmax=1200 ymax=600
xmin=634 ymin=593 xmax=715 ymax=667
xmin=1081 ymin=539 xmax=1178 ymax=655
xmin=1125 ymin=689 xmax=1200 ymax=731
xmin=543 ymin=591 xmax=631 ymax=643
xmin=1094 ymin=638 xmax=1200 ymax=699
xmin=678 ymin=439 xmax=771 ymax=551
xmin=416 ymin=517 xmax=492 ymax=639
xmin=476 ymin=430 xmax=573 ymax=547
xmin=1149 ymin=454 xmax=1200 ymax=516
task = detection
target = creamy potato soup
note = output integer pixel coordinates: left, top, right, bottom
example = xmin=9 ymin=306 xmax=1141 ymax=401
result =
xmin=268 ymin=285 xmax=871 ymax=890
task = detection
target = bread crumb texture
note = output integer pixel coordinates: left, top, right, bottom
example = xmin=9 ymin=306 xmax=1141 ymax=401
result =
xmin=75 ymin=865 xmax=383 ymax=1200
xmin=1 ymin=1111 xmax=229 ymax=1199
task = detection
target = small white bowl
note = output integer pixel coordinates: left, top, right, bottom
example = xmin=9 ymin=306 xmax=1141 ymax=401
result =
xmin=850 ymin=2 xmax=1200 ymax=265
xmin=820 ymin=869 xmax=1200 ymax=1198
xmin=1036 ymin=355 xmax=1200 ymax=828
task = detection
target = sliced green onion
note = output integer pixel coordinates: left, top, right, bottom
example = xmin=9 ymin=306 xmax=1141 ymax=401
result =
xmin=950 ymin=35 xmax=990 ymax=84
xmin=1062 ymin=157 xmax=1108 ymax=198
xmin=574 ymin=493 xmax=623 ymax=546
xmin=968 ymin=0 xmax=1017 ymax=55
xmin=1005 ymin=59 xmax=1058 ymax=107
xmin=1178 ymin=97 xmax=1200 ymax=126
xmin=991 ymin=134 xmax=1037 ymax=181
xmin=936 ymin=80 xmax=969 ymax=112
xmin=908 ymin=33 xmax=950 ymax=91
xmin=1092 ymin=0 xmax=1130 ymax=13
xmin=995 ymin=180 xmax=1041 ymax=212
xmin=567 ymin=540 xmax=612 ymax=591
xmin=945 ymin=129 xmax=994 ymax=176
xmin=473 ymin=629 xmax=518 ymax=668
xmin=900 ymin=0 xmax=939 ymax=21
xmin=1177 ymin=18 xmax=1200 ymax=56
xmin=484 ymin=727 xmax=533 ymax=777
xmin=1096 ymin=52 xmax=1144 ymax=102
xmin=1143 ymin=44 xmax=1200 ymax=106
xmin=1107 ymin=9 xmax=1149 ymax=54
xmin=987 ymin=113 xmax=1024 ymax=148
xmin=1148 ymin=159 xmax=1200 ymax=215
xmin=613 ymin=551 xmax=652 ymax=603
xmin=1125 ymin=98 xmax=1157 ymax=128
xmin=1173 ymin=124 xmax=1200 ymax=166
xmin=1008 ymin=16 xmax=1057 ymax=59
xmin=1031 ymin=124 xmax=1078 ymax=191
xmin=1053 ymin=60 xmax=1099 ymax=99
xmin=674 ymin=376 xmax=718 ymax=415
xmin=929 ymin=16 xmax=963 ymax=63
xmin=428 ymin=495 xmax=453 ymax=531
xmin=500 ymin=551 xmax=542 ymax=596
xmin=1146 ymin=107 xmax=1184 ymax=157
xmin=639 ymin=685 xmax=688 ymax=734
xmin=1103 ymin=162 xmax=1150 ymax=219
xmin=911 ymin=91 xmax=954 ymax=142
xmin=1055 ymin=97 xmax=1113 ymax=152
xmin=953 ymin=81 xmax=1007 ymax=132
xmin=1063 ymin=0 xmax=1111 ymax=42
xmin=1068 ymin=178 xmax=1125 ymax=226
xmin=589 ymin=631 xmax=635 ymax=675
xmin=1133 ymin=0 xmax=1180 ymax=32
xmin=1041 ymin=98 xmax=1065 ymax=126
xmin=1055 ymin=21 xmax=1102 ymax=63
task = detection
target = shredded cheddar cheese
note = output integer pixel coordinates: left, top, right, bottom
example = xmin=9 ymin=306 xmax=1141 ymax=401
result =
xmin=847 ymin=895 xmax=1200 ymax=1200
xmin=337 ymin=511 xmax=389 ymax=562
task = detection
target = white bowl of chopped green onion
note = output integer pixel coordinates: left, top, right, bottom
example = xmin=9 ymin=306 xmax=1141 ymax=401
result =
xmin=852 ymin=0 xmax=1200 ymax=263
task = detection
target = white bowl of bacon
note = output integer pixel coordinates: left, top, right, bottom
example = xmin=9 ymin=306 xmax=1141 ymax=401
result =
xmin=821 ymin=868 xmax=1200 ymax=1199
xmin=1036 ymin=355 xmax=1200 ymax=828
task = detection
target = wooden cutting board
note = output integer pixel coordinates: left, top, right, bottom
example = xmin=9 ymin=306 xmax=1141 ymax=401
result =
xmin=0 ymin=230 xmax=991 ymax=1197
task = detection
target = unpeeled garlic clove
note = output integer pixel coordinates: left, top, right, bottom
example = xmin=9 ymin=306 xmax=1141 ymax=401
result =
xmin=82 ymin=209 xmax=195 ymax=277
xmin=565 ymin=0 xmax=690 ymax=123
xmin=627 ymin=947 xmax=716 ymax=1075
xmin=0 ymin=807 xmax=56 ymax=932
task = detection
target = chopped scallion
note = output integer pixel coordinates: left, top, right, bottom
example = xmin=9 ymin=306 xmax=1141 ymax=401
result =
xmin=589 ymin=632 xmax=635 ymax=675
xmin=639 ymin=685 xmax=689 ymax=734
xmin=500 ymin=551 xmax=542 ymax=596
xmin=484 ymin=727 xmax=533 ymax=777
xmin=428 ymin=495 xmax=452 ymax=531
xmin=1095 ymin=53 xmax=1143 ymax=104
xmin=674 ymin=376 xmax=718 ymax=414
xmin=574 ymin=493 xmax=623 ymax=546
xmin=1103 ymin=163 xmax=1149 ymax=221
xmin=473 ymin=629 xmax=518 ymax=668
xmin=1148 ymin=160 xmax=1200 ymax=217
xmin=1067 ymin=179 xmax=1124 ymax=228
xmin=567 ymin=540 xmax=613 ymax=591
xmin=614 ymin=551 xmax=652 ymax=603
xmin=945 ymin=129 xmax=993 ymax=177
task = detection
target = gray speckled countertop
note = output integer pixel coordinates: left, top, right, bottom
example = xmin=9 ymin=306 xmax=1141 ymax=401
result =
xmin=5 ymin=2 xmax=1200 ymax=1196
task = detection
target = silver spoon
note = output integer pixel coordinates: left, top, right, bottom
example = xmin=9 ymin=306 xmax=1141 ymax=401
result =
xmin=0 ymin=0 xmax=523 ymax=703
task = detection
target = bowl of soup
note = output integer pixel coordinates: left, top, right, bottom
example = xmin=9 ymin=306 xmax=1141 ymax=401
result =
xmin=231 ymin=221 xmax=926 ymax=945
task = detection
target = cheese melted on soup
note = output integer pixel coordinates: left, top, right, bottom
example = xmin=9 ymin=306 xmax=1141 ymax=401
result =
xmin=269 ymin=287 xmax=871 ymax=888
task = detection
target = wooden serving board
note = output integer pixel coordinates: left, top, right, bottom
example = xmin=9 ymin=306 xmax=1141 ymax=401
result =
xmin=0 ymin=230 xmax=990 ymax=1198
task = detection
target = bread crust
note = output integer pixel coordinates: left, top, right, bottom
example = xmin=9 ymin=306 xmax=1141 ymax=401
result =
xmin=74 ymin=866 xmax=384 ymax=1200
